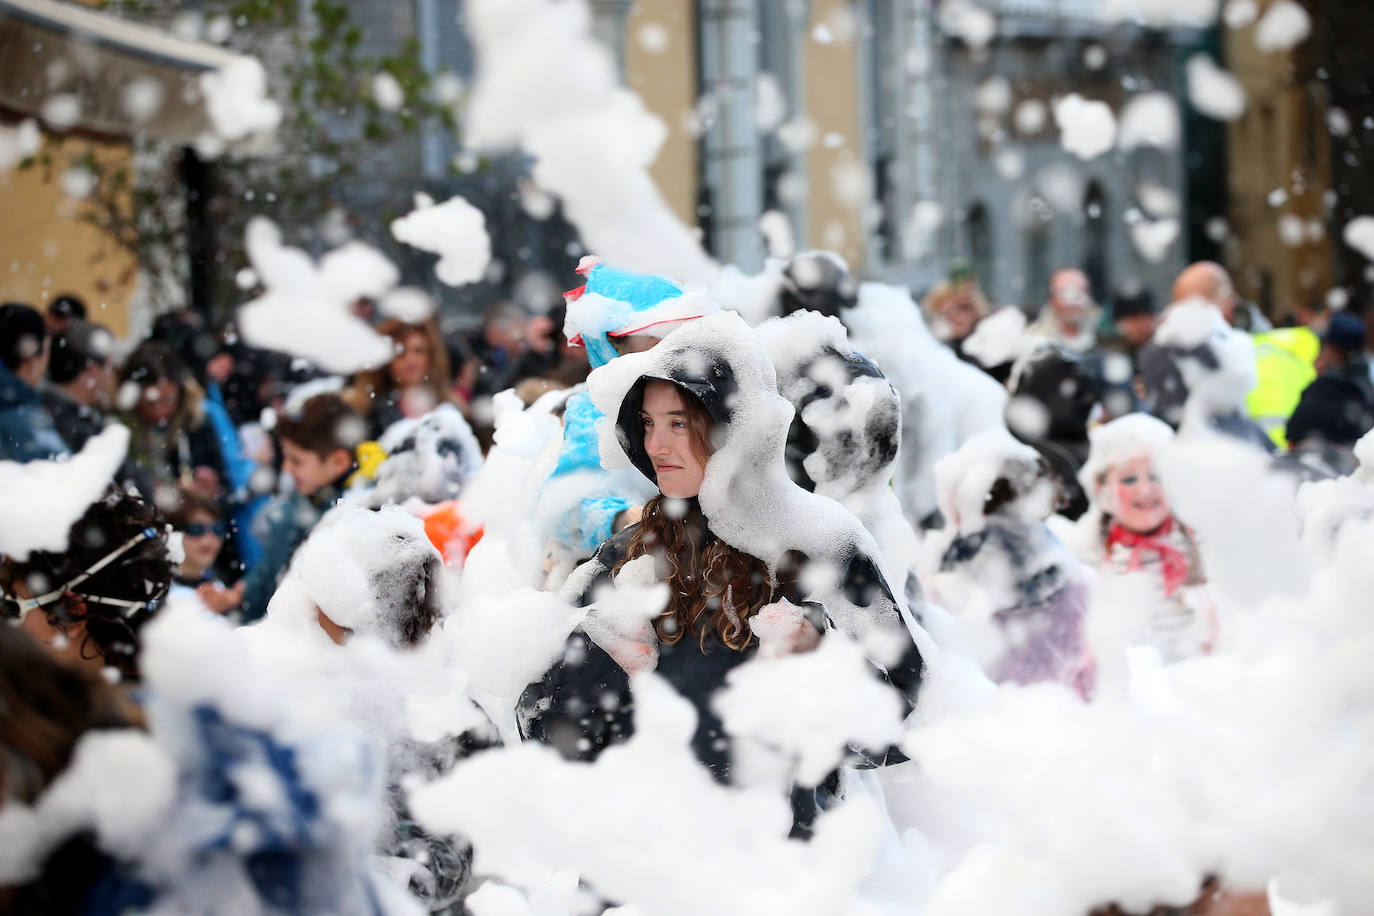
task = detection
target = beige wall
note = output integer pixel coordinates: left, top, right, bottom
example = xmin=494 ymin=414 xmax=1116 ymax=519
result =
xmin=624 ymin=0 xmax=699 ymax=230
xmin=0 ymin=132 xmax=137 ymax=337
xmin=1224 ymin=0 xmax=1332 ymax=316
xmin=803 ymin=0 xmax=866 ymax=271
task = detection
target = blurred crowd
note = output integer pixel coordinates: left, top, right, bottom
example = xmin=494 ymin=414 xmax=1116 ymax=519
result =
xmin=0 ymin=248 xmax=1362 ymax=915
xmin=0 ymin=290 xmax=590 ymax=620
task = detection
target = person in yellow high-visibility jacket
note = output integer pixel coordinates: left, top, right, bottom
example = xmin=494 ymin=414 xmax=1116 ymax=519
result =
xmin=1247 ymin=326 xmax=1318 ymax=449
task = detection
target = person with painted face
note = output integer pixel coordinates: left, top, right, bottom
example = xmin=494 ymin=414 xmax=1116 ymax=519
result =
xmin=521 ymin=313 xmax=927 ymax=837
xmin=1077 ymin=414 xmax=1213 ymax=663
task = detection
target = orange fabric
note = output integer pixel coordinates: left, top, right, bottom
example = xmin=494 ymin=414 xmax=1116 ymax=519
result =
xmin=422 ymin=501 xmax=484 ymax=567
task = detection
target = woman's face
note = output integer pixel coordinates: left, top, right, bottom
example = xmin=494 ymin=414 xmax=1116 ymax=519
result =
xmin=138 ymin=379 xmax=181 ymax=424
xmin=390 ymin=331 xmax=432 ymax=388
xmin=1102 ymin=454 xmax=1170 ymax=534
xmin=641 ymin=380 xmax=709 ymax=500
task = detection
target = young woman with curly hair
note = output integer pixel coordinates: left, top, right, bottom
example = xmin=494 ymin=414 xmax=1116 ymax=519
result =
xmin=521 ymin=313 xmax=927 ymax=836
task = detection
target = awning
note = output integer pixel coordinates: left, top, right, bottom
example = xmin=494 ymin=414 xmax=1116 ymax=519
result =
xmin=0 ymin=0 xmax=255 ymax=144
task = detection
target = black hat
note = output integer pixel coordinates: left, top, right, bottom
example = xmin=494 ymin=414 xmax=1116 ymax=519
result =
xmin=1323 ymin=311 xmax=1365 ymax=353
xmin=1112 ymin=287 xmax=1156 ymax=321
xmin=779 ymin=252 xmax=857 ymax=318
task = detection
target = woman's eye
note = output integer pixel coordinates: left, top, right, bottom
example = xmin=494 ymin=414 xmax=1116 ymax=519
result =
xmin=1121 ymin=475 xmax=1137 ymax=485
xmin=671 ymin=420 xmax=686 ymax=430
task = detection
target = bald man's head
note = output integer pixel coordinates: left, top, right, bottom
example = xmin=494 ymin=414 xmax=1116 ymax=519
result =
xmin=1172 ymin=261 xmax=1235 ymax=322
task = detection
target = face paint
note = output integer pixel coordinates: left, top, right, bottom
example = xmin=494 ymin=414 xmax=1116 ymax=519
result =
xmin=1101 ymin=454 xmax=1170 ymax=534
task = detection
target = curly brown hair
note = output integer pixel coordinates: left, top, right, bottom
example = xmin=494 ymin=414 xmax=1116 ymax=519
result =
xmin=611 ymin=381 xmax=777 ymax=650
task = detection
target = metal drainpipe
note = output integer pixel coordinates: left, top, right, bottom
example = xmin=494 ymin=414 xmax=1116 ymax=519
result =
xmin=701 ymin=0 xmax=763 ymax=271
xmin=416 ymin=0 xmax=445 ymax=179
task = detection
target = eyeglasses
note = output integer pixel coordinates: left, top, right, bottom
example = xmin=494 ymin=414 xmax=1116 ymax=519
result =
xmin=181 ymin=521 xmax=227 ymax=538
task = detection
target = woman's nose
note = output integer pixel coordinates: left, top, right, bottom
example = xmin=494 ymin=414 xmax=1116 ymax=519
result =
xmin=646 ymin=429 xmax=669 ymax=455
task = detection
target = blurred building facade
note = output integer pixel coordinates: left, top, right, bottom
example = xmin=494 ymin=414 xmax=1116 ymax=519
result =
xmin=1222 ymin=0 xmax=1374 ymax=321
xmin=8 ymin=0 xmax=1361 ymax=340
xmin=0 ymin=0 xmax=248 ymax=336
xmin=606 ymin=0 xmax=1217 ymax=312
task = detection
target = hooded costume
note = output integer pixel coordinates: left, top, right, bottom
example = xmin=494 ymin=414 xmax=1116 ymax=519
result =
xmin=924 ymin=429 xmax=1095 ymax=698
xmin=535 ymin=259 xmax=719 ymax=561
xmin=718 ymin=252 xmax=1008 ymax=529
xmin=754 ymin=309 xmax=926 ymax=617
xmin=252 ymin=504 xmax=495 ymax=911
xmin=520 ymin=312 xmax=928 ymax=834
xmin=828 ymin=277 xmax=1008 ymax=528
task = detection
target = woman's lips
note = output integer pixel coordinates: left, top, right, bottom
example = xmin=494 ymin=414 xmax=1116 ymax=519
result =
xmin=655 ymin=464 xmax=682 ymax=473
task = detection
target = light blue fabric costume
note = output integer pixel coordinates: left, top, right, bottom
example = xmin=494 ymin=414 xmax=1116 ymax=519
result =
xmin=538 ymin=263 xmax=715 ymax=556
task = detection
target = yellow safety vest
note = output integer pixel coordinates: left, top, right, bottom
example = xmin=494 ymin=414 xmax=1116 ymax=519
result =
xmin=1247 ymin=327 xmax=1318 ymax=449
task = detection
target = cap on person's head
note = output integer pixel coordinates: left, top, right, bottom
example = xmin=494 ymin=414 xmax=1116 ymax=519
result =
xmin=1112 ymin=287 xmax=1156 ymax=321
xmin=0 ymin=302 xmax=46 ymax=372
xmin=947 ymin=259 xmax=973 ymax=286
xmin=48 ymin=320 xmax=113 ymax=385
xmin=49 ymin=294 xmax=87 ymax=322
xmin=1323 ymin=311 xmax=1365 ymax=353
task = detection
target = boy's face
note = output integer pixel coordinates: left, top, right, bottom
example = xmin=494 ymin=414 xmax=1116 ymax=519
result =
xmin=281 ymin=440 xmax=351 ymax=496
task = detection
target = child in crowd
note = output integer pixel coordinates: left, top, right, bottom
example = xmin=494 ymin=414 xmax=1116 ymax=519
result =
xmin=167 ymin=489 xmax=244 ymax=615
xmin=237 ymin=393 xmax=365 ymax=622
xmin=258 ymin=503 xmax=496 ymax=911
xmin=1075 ymin=413 xmax=1214 ymax=663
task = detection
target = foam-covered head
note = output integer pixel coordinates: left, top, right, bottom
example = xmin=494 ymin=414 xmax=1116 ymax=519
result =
xmin=935 ymin=428 xmax=1058 ymax=534
xmin=1078 ymin=413 xmax=1176 ymax=500
xmin=365 ymin=404 xmax=483 ymax=506
xmin=274 ymin=503 xmax=445 ymax=648
xmin=563 ymin=258 xmax=721 ymax=369
xmin=1008 ymin=341 xmax=1101 ymax=443
xmin=1078 ymin=413 xmax=1176 ymax=533
xmin=1152 ymin=300 xmax=1257 ymax=414
xmin=755 ymin=310 xmax=900 ymax=500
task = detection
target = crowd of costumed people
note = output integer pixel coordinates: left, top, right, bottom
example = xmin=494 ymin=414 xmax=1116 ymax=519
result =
xmin=2 ymin=246 xmax=1372 ymax=916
